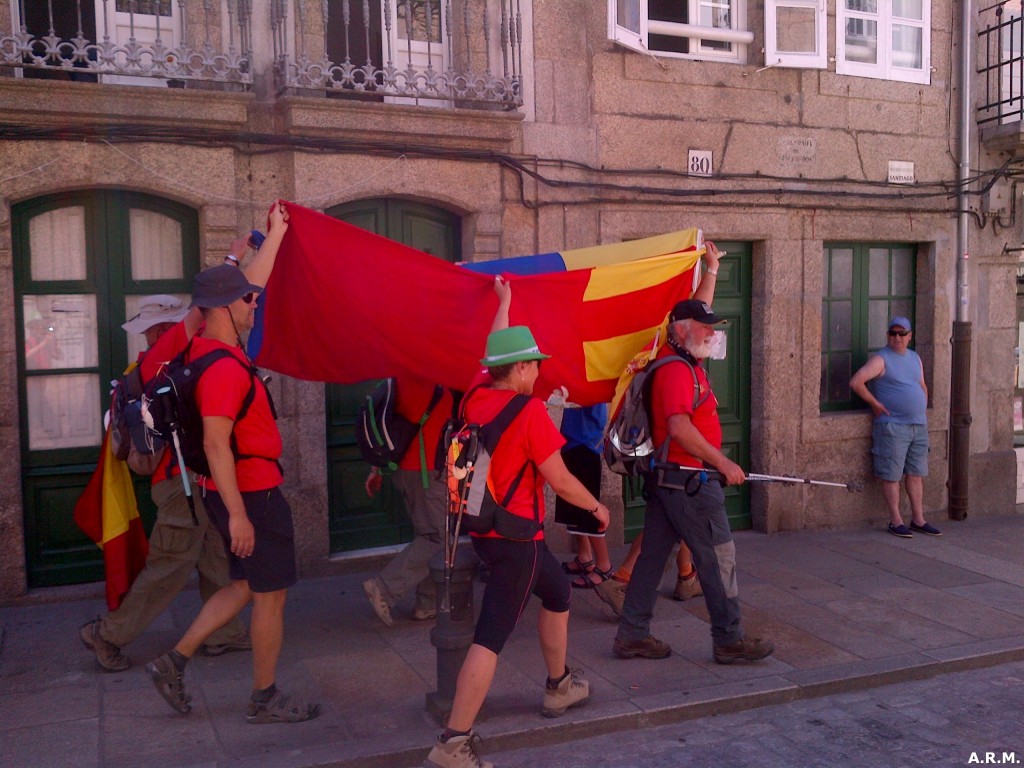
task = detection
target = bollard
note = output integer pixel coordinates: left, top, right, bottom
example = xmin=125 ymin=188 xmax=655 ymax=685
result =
xmin=425 ymin=544 xmax=479 ymax=724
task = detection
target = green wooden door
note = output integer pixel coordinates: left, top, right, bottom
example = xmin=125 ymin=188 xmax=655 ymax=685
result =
xmin=624 ymin=243 xmax=752 ymax=538
xmin=14 ymin=191 xmax=199 ymax=586
xmin=324 ymin=199 xmax=460 ymax=553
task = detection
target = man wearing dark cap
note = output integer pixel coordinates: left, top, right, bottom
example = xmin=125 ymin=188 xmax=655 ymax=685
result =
xmin=145 ymin=202 xmax=320 ymax=724
xmin=612 ymin=242 xmax=774 ymax=666
xmin=79 ymin=295 xmax=249 ymax=672
xmin=850 ymin=316 xmax=940 ymax=538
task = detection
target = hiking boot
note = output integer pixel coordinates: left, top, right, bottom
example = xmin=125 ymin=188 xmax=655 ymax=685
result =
xmin=79 ymin=619 xmax=130 ymax=672
xmin=424 ymin=732 xmax=493 ymax=768
xmin=612 ymin=635 xmax=672 ymax=660
xmin=201 ymin=633 xmax=253 ymax=656
xmin=246 ymin=689 xmax=321 ymax=724
xmin=363 ymin=578 xmax=394 ymax=627
xmin=713 ymin=636 xmax=775 ymax=665
xmin=541 ymin=669 xmax=591 ymax=718
xmin=146 ymin=653 xmax=192 ymax=713
xmin=595 ymin=578 xmax=627 ymax=617
xmin=413 ymin=606 xmax=437 ymax=621
xmin=673 ymin=571 xmax=703 ymax=601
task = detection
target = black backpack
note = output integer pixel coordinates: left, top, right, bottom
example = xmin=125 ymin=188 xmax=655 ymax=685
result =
xmin=109 ymin=362 xmax=167 ymax=476
xmin=357 ymin=378 xmax=443 ymax=472
xmin=143 ymin=339 xmax=276 ymax=478
xmin=443 ymin=389 xmax=543 ymax=541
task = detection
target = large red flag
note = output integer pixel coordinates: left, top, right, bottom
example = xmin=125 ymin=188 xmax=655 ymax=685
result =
xmin=256 ymin=203 xmax=701 ymax=405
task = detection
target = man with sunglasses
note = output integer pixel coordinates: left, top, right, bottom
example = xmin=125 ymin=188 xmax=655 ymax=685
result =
xmin=850 ymin=316 xmax=941 ymax=538
xmin=145 ymin=202 xmax=320 ymax=724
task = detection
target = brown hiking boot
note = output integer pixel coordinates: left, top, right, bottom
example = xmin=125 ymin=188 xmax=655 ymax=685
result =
xmin=673 ymin=571 xmax=703 ymax=601
xmin=595 ymin=578 xmax=627 ymax=616
xmin=713 ymin=636 xmax=775 ymax=664
xmin=541 ymin=669 xmax=590 ymax=717
xmin=612 ymin=635 xmax=672 ymax=659
xmin=79 ymin=619 xmax=130 ymax=672
xmin=424 ymin=732 xmax=493 ymax=768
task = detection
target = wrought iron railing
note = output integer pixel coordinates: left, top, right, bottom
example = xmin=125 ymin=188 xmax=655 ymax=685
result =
xmin=978 ymin=2 xmax=1024 ymax=127
xmin=276 ymin=0 xmax=523 ymax=108
xmin=0 ymin=0 xmax=252 ymax=84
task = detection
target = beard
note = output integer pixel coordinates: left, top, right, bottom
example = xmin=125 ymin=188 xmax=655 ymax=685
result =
xmin=684 ymin=333 xmax=715 ymax=360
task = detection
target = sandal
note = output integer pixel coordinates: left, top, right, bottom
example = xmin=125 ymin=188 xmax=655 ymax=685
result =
xmin=571 ymin=565 xmax=614 ymax=590
xmin=246 ymin=690 xmax=322 ymax=724
xmin=146 ymin=653 xmax=192 ymax=714
xmin=562 ymin=556 xmax=595 ymax=577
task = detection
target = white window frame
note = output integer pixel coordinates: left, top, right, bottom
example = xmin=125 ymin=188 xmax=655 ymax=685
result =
xmin=608 ymin=0 xmax=753 ymax=65
xmin=765 ymin=0 xmax=827 ymax=69
xmin=836 ymin=0 xmax=931 ymax=84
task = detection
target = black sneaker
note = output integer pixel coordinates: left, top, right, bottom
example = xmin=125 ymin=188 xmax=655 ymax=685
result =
xmin=612 ymin=635 xmax=672 ymax=659
xmin=909 ymin=522 xmax=942 ymax=536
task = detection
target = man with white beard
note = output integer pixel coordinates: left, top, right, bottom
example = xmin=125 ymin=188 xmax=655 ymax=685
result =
xmin=612 ymin=244 xmax=774 ymax=665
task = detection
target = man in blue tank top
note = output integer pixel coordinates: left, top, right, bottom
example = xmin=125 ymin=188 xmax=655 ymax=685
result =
xmin=850 ymin=316 xmax=942 ymax=538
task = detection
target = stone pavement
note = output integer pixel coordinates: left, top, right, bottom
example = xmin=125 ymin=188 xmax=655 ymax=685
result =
xmin=2 ymin=514 xmax=1024 ymax=768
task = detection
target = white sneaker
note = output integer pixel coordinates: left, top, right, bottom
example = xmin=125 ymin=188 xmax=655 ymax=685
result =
xmin=362 ymin=578 xmax=393 ymax=627
xmin=541 ymin=669 xmax=590 ymax=717
xmin=424 ymin=733 xmax=493 ymax=768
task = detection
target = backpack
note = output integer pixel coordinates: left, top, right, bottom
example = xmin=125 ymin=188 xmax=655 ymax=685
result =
xmin=444 ymin=390 xmax=543 ymax=541
xmin=603 ymin=353 xmax=709 ymax=477
xmin=109 ymin=361 xmax=167 ymax=476
xmin=142 ymin=339 xmax=275 ymax=478
xmin=356 ymin=378 xmax=443 ymax=473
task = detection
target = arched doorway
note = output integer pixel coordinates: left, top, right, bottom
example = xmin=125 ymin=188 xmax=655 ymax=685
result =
xmin=323 ymin=198 xmax=461 ymax=552
xmin=14 ymin=190 xmax=199 ymax=586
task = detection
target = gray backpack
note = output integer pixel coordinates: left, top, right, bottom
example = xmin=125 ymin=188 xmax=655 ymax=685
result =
xmin=603 ymin=354 xmax=708 ymax=477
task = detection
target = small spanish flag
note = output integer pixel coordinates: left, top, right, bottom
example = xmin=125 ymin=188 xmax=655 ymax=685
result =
xmin=73 ymin=426 xmax=149 ymax=610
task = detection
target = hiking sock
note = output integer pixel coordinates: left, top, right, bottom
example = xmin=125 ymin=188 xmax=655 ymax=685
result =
xmin=251 ymin=683 xmax=277 ymax=705
xmin=441 ymin=728 xmax=471 ymax=742
xmin=168 ymin=649 xmax=190 ymax=672
xmin=546 ymin=666 xmax=571 ymax=689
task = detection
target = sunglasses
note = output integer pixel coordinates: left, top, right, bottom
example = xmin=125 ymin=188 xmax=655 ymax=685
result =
xmin=241 ymin=292 xmax=257 ymax=305
xmin=888 ymin=330 xmax=910 ymax=337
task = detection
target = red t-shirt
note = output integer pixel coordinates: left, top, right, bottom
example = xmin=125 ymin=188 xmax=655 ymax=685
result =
xmin=138 ymin=322 xmax=191 ymax=486
xmin=191 ymin=335 xmax=283 ymax=492
xmin=463 ymin=371 xmax=564 ymax=541
xmin=649 ymin=347 xmax=721 ymax=468
xmin=395 ymin=375 xmax=453 ymax=472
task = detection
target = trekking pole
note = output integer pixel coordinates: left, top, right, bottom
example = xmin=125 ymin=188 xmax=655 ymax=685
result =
xmin=156 ymin=385 xmax=201 ymax=526
xmin=653 ymin=461 xmax=863 ymax=493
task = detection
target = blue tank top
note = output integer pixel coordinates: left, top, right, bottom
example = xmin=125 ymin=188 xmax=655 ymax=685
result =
xmin=870 ymin=347 xmax=926 ymax=425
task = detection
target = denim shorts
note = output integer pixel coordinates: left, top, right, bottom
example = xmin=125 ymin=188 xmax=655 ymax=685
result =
xmin=871 ymin=422 xmax=929 ymax=481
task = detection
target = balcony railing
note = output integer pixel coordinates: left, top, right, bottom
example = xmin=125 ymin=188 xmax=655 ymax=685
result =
xmin=0 ymin=0 xmax=252 ymax=85
xmin=276 ymin=0 xmax=522 ymax=108
xmin=978 ymin=1 xmax=1024 ymax=127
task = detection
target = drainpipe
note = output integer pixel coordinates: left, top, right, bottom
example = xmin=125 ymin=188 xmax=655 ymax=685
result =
xmin=949 ymin=0 xmax=973 ymax=521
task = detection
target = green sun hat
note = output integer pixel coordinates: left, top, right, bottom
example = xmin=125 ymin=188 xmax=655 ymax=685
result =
xmin=480 ymin=326 xmax=552 ymax=366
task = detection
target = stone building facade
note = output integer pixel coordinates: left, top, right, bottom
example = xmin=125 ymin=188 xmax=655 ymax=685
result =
xmin=0 ymin=0 xmax=1018 ymax=599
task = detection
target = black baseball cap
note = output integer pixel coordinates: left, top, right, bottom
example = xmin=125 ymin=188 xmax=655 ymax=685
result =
xmin=670 ymin=299 xmax=726 ymax=325
xmin=190 ymin=265 xmax=262 ymax=309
